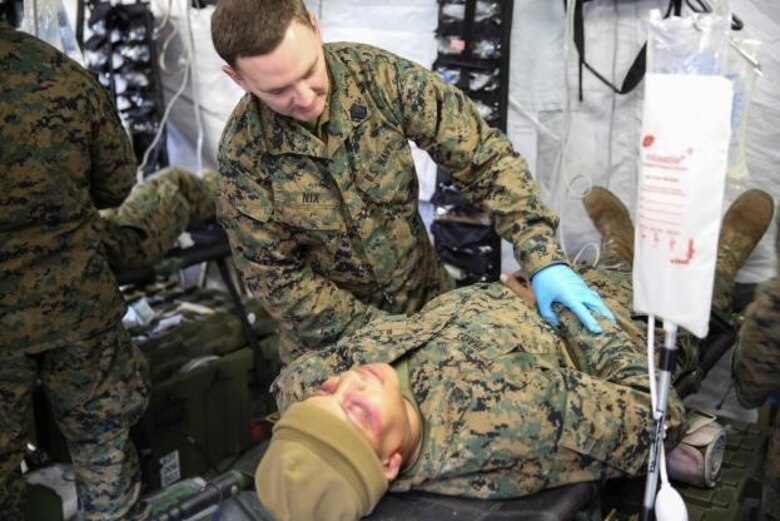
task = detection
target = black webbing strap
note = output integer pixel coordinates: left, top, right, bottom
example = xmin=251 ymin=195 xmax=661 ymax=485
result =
xmin=462 ymin=0 xmax=477 ymax=55
xmin=569 ymin=0 xmax=682 ymax=99
xmin=76 ymin=0 xmax=86 ymax=51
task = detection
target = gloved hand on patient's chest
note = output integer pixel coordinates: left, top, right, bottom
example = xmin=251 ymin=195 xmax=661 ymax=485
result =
xmin=531 ymin=263 xmax=615 ymax=334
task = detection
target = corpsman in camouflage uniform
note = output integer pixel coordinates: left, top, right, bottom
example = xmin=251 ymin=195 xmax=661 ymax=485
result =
xmin=210 ymin=0 xmax=615 ymax=364
xmin=254 ymin=186 xmax=774 ymax=521
xmin=0 ymin=23 xmax=150 ymax=520
xmin=733 ymin=208 xmax=780 ymax=520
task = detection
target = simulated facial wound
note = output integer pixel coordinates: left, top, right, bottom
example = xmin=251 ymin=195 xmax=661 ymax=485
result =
xmin=306 ymin=364 xmax=406 ymax=452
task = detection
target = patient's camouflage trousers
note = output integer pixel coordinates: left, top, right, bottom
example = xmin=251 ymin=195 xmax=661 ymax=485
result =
xmin=579 ymin=265 xmax=700 ymax=383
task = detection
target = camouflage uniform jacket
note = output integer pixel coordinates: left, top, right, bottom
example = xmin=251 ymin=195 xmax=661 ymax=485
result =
xmin=218 ymin=42 xmax=564 ymax=363
xmin=273 ymin=280 xmax=668 ymax=498
xmin=0 ymin=24 xmax=136 ymax=355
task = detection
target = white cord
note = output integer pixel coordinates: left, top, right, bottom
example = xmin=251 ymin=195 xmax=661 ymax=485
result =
xmin=571 ymin=240 xmax=601 ymax=267
xmin=652 ymin=320 xmax=688 ymax=521
xmin=137 ymin=0 xmax=206 ymax=177
xmin=560 ymin=173 xmax=601 ymax=266
xmin=137 ymin=60 xmax=190 ymax=176
xmin=508 ymin=96 xmax=561 ymax=142
xmin=153 ymin=0 xmax=174 ymax=38
xmin=183 ymin=0 xmax=204 ymax=173
xmin=157 ymin=3 xmax=186 ymax=76
xmin=556 ymin=1 xmax=602 ymax=264
xmin=556 ymin=0 xmax=577 ymax=200
xmin=647 ymin=313 xmax=658 ymax=415
xmin=659 ymin=442 xmax=671 ymax=486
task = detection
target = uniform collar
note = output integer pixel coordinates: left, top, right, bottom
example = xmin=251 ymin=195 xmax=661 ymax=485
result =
xmin=253 ymin=43 xmax=372 ymax=158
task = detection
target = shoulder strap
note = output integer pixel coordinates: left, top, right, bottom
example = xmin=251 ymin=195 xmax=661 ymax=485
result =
xmin=570 ymin=0 xmax=681 ymax=99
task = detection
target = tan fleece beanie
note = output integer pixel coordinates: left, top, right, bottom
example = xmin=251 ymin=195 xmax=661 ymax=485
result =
xmin=256 ymin=401 xmax=388 ymax=521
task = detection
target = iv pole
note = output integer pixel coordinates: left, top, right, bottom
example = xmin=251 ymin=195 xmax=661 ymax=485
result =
xmin=642 ymin=321 xmax=680 ymax=521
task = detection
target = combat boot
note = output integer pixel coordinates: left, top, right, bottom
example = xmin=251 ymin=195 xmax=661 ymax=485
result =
xmin=582 ymin=186 xmax=635 ymax=268
xmin=712 ymin=189 xmax=774 ymax=313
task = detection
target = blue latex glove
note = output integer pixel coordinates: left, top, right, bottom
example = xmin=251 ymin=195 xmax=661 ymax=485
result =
xmin=531 ymin=264 xmax=616 ymax=334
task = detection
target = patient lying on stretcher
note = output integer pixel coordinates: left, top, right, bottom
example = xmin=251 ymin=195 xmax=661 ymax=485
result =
xmin=256 ymin=187 xmax=773 ymax=521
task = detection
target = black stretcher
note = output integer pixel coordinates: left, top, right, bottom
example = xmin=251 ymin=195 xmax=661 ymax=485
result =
xmin=149 ymin=440 xmax=600 ymax=521
xmin=137 ymin=222 xmax=739 ymax=521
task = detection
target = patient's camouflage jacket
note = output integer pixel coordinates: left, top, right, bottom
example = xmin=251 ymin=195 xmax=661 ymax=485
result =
xmin=0 ymin=23 xmax=136 ymax=355
xmin=733 ymin=225 xmax=780 ymax=519
xmin=217 ymin=42 xmax=564 ymax=363
xmin=273 ymin=270 xmax=684 ymax=498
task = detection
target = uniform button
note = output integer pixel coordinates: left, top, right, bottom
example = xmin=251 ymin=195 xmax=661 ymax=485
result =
xmin=350 ymin=104 xmax=368 ymax=121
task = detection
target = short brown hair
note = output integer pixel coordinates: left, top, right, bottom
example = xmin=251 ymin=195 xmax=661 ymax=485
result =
xmin=211 ymin=0 xmax=313 ymax=66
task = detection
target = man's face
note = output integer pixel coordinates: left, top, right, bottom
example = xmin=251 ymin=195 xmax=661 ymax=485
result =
xmin=224 ymin=15 xmax=329 ymax=123
xmin=305 ymin=363 xmax=408 ymax=460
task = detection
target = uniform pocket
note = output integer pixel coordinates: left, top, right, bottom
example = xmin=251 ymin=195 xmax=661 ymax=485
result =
xmin=348 ymin=312 xmax=454 ymax=366
xmin=440 ymin=284 xmax=564 ymax=363
xmin=227 ymin=174 xmax=273 ymax=223
xmin=557 ymin=373 xmax=652 ymax=476
xmin=353 ymin=134 xmax=417 ymax=206
xmin=272 ymin=187 xmax=345 ymax=232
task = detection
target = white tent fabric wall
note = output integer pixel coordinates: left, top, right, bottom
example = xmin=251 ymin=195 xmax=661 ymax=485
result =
xmin=150 ymin=2 xmax=243 ymax=174
xmin=523 ymin=1 xmax=649 ymax=267
xmin=728 ymin=0 xmax=780 ymax=283
xmin=305 ymin=0 xmax=438 ymax=67
xmin=508 ymin=0 xmax=778 ymax=281
xmin=124 ymin=0 xmax=776 ymax=279
xmin=150 ymin=0 xmax=439 ymax=198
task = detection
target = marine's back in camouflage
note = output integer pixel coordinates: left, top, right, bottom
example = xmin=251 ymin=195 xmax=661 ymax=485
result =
xmin=0 ymin=24 xmax=149 ymax=520
xmin=272 ymin=267 xmax=685 ymax=498
xmin=0 ymin=23 xmax=137 ymax=355
xmin=217 ymin=41 xmax=565 ymax=363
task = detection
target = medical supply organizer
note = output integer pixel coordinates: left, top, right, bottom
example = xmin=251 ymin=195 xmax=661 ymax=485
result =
xmin=431 ymin=0 xmax=513 ymax=286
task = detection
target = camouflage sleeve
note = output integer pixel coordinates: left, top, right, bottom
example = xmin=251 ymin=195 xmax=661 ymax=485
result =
xmin=553 ymin=282 xmax=685 ymax=461
xmin=87 ymin=78 xmax=136 ymax=209
xmin=380 ymin=57 xmax=565 ymax=277
xmin=733 ymin=276 xmax=780 ymax=408
xmin=271 ymin=351 xmax=331 ymax=413
xmin=271 ymin=346 xmax=353 ymax=413
xmin=217 ymin=166 xmax=388 ymax=355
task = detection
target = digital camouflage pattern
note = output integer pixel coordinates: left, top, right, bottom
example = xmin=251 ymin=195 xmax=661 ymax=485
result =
xmin=733 ymin=219 xmax=780 ymax=520
xmin=218 ymin=42 xmax=565 ymax=363
xmin=101 ymin=167 xmax=217 ymax=273
xmin=0 ymin=322 xmax=150 ymax=520
xmin=0 ymin=24 xmax=149 ymax=520
xmin=732 ymin=276 xmax=780 ymax=409
xmin=764 ymin=417 xmax=780 ymax=521
xmin=272 ymin=266 xmax=685 ymax=498
xmin=581 ymin=261 xmax=701 ymax=383
xmin=0 ymin=22 xmax=135 ymax=355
